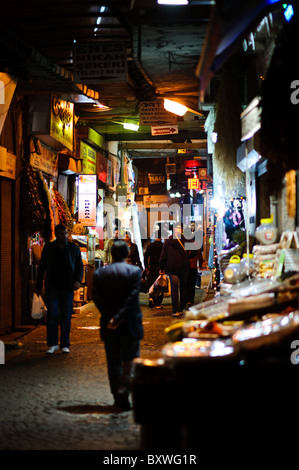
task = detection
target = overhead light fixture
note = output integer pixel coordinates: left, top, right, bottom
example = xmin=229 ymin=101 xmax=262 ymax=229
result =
xmin=123 ymin=121 xmax=139 ymax=131
xmin=164 ymin=99 xmax=188 ymax=116
xmin=157 ymin=0 xmax=188 ymax=4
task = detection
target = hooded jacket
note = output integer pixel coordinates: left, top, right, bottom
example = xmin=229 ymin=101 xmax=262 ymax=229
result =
xmin=36 ymin=240 xmax=83 ymax=291
xmin=159 ymin=235 xmax=189 ymax=275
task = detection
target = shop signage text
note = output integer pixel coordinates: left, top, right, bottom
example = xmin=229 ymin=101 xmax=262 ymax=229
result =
xmin=78 ymin=174 xmax=97 ymax=226
xmin=188 ymin=177 xmax=200 ymax=190
xmin=80 ymin=141 xmax=97 ymax=174
xmin=139 ymin=101 xmax=177 ymax=126
xmin=30 ymin=143 xmax=58 ymax=177
xmin=73 ymin=42 xmax=127 ymax=83
xmin=148 ymin=174 xmax=165 ymax=185
xmin=50 ymin=97 xmax=74 ymax=151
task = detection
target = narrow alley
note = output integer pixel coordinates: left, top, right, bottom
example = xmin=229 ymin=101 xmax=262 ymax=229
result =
xmin=0 ymin=283 xmax=209 ymax=451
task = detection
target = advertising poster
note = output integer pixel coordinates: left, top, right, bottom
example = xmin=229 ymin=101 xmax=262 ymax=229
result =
xmin=78 ymin=174 xmax=97 ymax=226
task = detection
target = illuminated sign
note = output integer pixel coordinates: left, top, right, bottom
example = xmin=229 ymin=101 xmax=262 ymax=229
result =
xmin=80 ymin=141 xmax=96 ymax=174
xmin=50 ymin=97 xmax=74 ymax=151
xmin=78 ymin=174 xmax=97 ymax=226
xmin=188 ymin=178 xmax=200 ymax=190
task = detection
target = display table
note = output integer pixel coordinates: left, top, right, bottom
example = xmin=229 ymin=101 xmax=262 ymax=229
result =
xmin=132 ymin=273 xmax=299 ymax=451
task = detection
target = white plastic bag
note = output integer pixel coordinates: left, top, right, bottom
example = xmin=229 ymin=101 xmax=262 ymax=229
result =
xmin=31 ymin=293 xmax=47 ymax=320
xmin=149 ymin=274 xmax=169 ymax=295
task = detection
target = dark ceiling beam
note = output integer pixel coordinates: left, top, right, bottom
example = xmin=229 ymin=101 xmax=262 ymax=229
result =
xmin=103 ymin=131 xmax=206 ymax=142
xmin=117 ymin=140 xmax=207 ymax=149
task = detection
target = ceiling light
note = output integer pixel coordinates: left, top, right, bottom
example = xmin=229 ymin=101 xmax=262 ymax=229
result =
xmin=164 ymin=99 xmax=188 ymax=116
xmin=123 ymin=122 xmax=139 ymax=131
xmin=158 ymin=0 xmax=188 ymax=4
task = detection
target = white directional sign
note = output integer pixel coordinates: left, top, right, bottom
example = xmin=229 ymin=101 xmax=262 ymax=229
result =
xmin=151 ymin=125 xmax=178 ymax=136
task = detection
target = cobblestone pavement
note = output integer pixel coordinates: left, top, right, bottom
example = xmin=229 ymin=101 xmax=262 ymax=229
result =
xmin=0 ymin=283 xmax=209 ymax=451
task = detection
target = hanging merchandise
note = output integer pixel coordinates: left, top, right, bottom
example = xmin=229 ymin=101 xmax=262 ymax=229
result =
xmin=21 ymin=162 xmax=74 ymax=242
xmin=20 ymin=162 xmax=53 ymax=241
xmin=52 ymin=189 xmax=73 ymax=233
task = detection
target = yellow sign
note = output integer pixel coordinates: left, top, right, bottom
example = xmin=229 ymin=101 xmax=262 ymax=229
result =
xmin=50 ymin=97 xmax=74 ymax=151
xmin=188 ymin=178 xmax=200 ymax=190
xmin=80 ymin=141 xmax=97 ymax=174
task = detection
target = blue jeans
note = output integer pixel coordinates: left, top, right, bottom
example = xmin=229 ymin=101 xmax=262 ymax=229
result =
xmin=169 ymin=271 xmax=189 ymax=313
xmin=104 ymin=331 xmax=140 ymax=396
xmin=45 ymin=286 xmax=74 ymax=348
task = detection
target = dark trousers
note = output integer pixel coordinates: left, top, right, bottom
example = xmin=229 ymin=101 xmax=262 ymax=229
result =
xmin=168 ymin=270 xmax=189 ymax=313
xmin=45 ymin=286 xmax=74 ymax=348
xmin=104 ymin=331 xmax=140 ymax=396
xmin=187 ymin=268 xmax=198 ymax=304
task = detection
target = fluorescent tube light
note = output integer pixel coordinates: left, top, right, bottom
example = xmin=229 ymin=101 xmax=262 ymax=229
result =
xmin=123 ymin=122 xmax=139 ymax=131
xmin=158 ymin=0 xmax=188 ymax=4
xmin=164 ymin=99 xmax=188 ymax=116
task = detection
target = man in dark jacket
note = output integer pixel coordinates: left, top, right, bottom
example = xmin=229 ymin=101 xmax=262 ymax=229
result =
xmin=92 ymin=240 xmax=143 ymax=410
xmin=144 ymin=232 xmax=164 ymax=307
xmin=125 ymin=231 xmax=143 ymax=269
xmin=35 ymin=224 xmax=83 ymax=354
xmin=159 ymin=223 xmax=189 ymax=317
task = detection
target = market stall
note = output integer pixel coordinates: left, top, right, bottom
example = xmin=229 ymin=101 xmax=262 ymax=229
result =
xmin=132 ymin=229 xmax=299 ymax=450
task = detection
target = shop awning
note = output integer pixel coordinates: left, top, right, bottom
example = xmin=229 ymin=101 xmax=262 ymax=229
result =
xmin=58 ymin=153 xmax=80 ymax=175
xmin=196 ymin=0 xmax=282 ymax=102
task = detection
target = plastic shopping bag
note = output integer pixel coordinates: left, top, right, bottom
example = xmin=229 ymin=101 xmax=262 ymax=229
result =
xmin=31 ymin=293 xmax=47 ymax=320
xmin=149 ymin=274 xmax=169 ymax=295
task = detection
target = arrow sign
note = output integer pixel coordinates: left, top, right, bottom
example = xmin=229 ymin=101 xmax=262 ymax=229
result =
xmin=151 ymin=125 xmax=179 ymax=136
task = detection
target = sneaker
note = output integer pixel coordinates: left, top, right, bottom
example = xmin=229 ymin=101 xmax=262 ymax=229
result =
xmin=172 ymin=312 xmax=180 ymax=317
xmin=46 ymin=345 xmax=59 ymax=354
xmin=61 ymin=347 xmax=70 ymax=353
xmin=148 ymin=298 xmax=154 ymax=308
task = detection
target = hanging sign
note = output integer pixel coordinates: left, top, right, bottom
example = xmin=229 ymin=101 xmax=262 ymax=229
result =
xmin=78 ymin=174 xmax=97 ymax=226
xmin=139 ymin=101 xmax=177 ymax=126
xmin=73 ymin=42 xmax=127 ymax=83
xmin=30 ymin=143 xmax=58 ymax=177
xmin=241 ymin=96 xmax=261 ymax=141
xmin=98 ymin=152 xmax=108 ymax=183
xmin=151 ymin=125 xmax=178 ymax=136
xmin=50 ymin=97 xmax=74 ymax=151
xmin=0 ymin=147 xmax=16 ymax=180
xmin=188 ymin=178 xmax=200 ymax=190
xmin=80 ymin=141 xmax=96 ymax=174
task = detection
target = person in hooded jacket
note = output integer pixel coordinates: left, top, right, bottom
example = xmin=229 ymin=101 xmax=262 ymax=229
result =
xmin=144 ymin=230 xmax=164 ymax=307
xmin=159 ymin=222 xmax=189 ymax=317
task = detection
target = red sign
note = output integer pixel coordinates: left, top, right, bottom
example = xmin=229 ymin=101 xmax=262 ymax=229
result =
xmin=98 ymin=152 xmax=107 ymax=183
xmin=188 ymin=178 xmax=200 ymax=190
xmin=151 ymin=125 xmax=178 ymax=136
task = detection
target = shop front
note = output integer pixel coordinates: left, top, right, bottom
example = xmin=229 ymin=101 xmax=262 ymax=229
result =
xmin=131 ymin=8 xmax=299 ymax=450
xmin=21 ymin=95 xmax=80 ymax=321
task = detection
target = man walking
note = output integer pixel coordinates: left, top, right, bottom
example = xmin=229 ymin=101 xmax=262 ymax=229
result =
xmin=92 ymin=240 xmax=143 ymax=410
xmin=35 ymin=224 xmax=83 ymax=354
xmin=159 ymin=222 xmax=189 ymax=317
